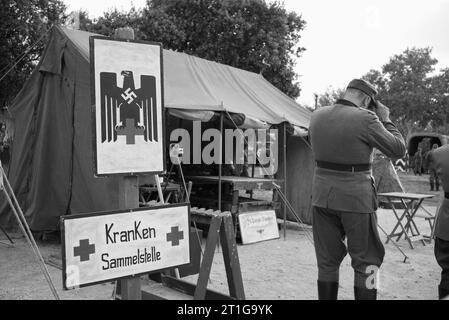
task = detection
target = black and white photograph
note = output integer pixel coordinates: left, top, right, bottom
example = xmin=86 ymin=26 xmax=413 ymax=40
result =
xmin=1 ymin=0 xmax=449 ymax=308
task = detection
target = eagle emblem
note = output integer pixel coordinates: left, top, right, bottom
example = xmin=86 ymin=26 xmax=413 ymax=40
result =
xmin=99 ymin=70 xmax=158 ymax=144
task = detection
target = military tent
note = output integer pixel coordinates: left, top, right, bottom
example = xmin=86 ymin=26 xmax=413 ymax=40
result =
xmin=0 ymin=26 xmax=313 ymax=231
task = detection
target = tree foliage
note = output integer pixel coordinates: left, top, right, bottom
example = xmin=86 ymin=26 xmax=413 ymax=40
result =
xmin=316 ymin=86 xmax=344 ymax=108
xmin=314 ymin=48 xmax=449 ymax=137
xmin=429 ymin=68 xmax=449 ymax=133
xmin=82 ymin=0 xmax=306 ymax=99
xmin=0 ymin=0 xmax=66 ymax=107
xmin=361 ymin=47 xmax=448 ymax=138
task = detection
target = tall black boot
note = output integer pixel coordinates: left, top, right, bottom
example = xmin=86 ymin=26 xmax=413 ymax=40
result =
xmin=439 ymin=286 xmax=449 ymax=300
xmin=430 ymin=181 xmax=434 ymax=191
xmin=317 ymin=280 xmax=338 ymax=300
xmin=436 ymin=183 xmax=440 ymax=192
xmin=354 ymin=286 xmax=377 ymax=300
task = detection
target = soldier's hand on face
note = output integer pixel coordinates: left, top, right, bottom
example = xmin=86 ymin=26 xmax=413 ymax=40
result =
xmin=374 ymin=101 xmax=391 ymax=123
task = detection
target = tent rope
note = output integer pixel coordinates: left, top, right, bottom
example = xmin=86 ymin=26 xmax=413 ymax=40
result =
xmin=223 ymin=109 xmax=314 ymax=246
xmin=0 ymin=28 xmax=50 ymax=83
xmin=0 ymin=164 xmax=60 ymax=299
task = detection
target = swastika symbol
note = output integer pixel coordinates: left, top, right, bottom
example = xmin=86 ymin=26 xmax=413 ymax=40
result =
xmin=121 ymin=88 xmax=137 ymax=104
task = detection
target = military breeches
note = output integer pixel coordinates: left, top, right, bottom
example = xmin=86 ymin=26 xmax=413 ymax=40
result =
xmin=435 ymin=237 xmax=449 ymax=290
xmin=312 ymin=206 xmax=385 ymax=288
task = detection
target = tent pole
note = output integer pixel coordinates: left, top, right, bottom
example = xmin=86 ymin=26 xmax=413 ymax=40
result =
xmin=283 ymin=122 xmax=287 ymax=240
xmin=218 ymin=111 xmax=224 ymax=212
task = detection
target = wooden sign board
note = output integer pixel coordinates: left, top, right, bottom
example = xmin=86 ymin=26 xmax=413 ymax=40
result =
xmin=61 ymin=204 xmax=190 ymax=289
xmin=90 ymin=36 xmax=165 ymax=176
xmin=238 ymin=210 xmax=279 ymax=245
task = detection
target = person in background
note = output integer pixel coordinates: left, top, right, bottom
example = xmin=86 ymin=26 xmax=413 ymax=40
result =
xmin=414 ymin=147 xmax=423 ymax=176
xmin=309 ymin=79 xmax=406 ymax=300
xmin=428 ymin=144 xmax=449 ymax=299
xmin=426 ymin=144 xmax=440 ymax=191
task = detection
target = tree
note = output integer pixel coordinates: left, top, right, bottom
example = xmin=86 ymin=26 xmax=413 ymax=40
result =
xmin=83 ymin=0 xmax=306 ymax=99
xmin=316 ymin=86 xmax=344 ymax=108
xmin=82 ymin=7 xmax=144 ymax=38
xmin=382 ymin=48 xmax=437 ymax=133
xmin=0 ymin=0 xmax=67 ymax=108
xmin=361 ymin=47 xmax=442 ymax=138
xmin=430 ymin=68 xmax=449 ymax=133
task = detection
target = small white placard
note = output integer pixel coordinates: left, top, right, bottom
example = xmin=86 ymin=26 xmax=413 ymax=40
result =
xmin=238 ymin=210 xmax=279 ymax=245
xmin=61 ymin=204 xmax=189 ymax=289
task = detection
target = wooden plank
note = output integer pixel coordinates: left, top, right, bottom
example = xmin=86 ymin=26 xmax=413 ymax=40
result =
xmin=119 ymin=175 xmax=141 ymax=300
xmin=194 ymin=215 xmax=222 ymax=300
xmin=377 ymin=192 xmax=435 ymax=200
xmin=121 ymin=277 xmax=142 ymax=300
xmin=220 ymin=214 xmax=245 ymax=300
xmin=187 ymin=176 xmax=283 ymax=191
xmin=161 ymin=276 xmax=234 ymax=300
xmin=141 ymin=280 xmax=193 ymax=300
xmin=409 ymin=235 xmax=425 ymax=242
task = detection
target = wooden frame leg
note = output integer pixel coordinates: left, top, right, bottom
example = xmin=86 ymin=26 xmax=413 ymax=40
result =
xmin=396 ymin=199 xmax=413 ymax=242
xmin=220 ymin=214 xmax=245 ymax=299
xmin=194 ymin=215 xmax=222 ymax=300
xmin=232 ymin=190 xmax=239 ymax=238
xmin=408 ymin=199 xmax=427 ymax=246
xmin=386 ymin=199 xmax=408 ymax=244
xmin=120 ymin=277 xmax=142 ymax=300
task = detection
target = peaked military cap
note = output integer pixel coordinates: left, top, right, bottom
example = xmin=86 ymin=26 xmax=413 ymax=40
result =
xmin=347 ymin=79 xmax=378 ymax=97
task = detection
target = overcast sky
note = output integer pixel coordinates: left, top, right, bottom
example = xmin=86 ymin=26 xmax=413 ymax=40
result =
xmin=63 ymin=0 xmax=449 ymax=107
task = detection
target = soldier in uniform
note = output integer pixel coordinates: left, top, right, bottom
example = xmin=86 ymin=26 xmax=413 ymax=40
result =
xmin=426 ymin=144 xmax=440 ymax=191
xmin=309 ymin=79 xmax=406 ymax=300
xmin=414 ymin=147 xmax=424 ymax=176
xmin=428 ymin=144 xmax=449 ymax=299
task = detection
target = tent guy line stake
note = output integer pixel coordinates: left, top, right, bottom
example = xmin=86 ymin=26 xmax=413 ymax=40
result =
xmin=0 ymin=165 xmax=60 ymax=299
xmin=223 ymin=110 xmax=315 ymax=246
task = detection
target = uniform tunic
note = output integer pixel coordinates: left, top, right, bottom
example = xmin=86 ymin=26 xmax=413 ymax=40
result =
xmin=430 ymin=145 xmax=449 ymax=291
xmin=309 ymin=99 xmax=406 ymax=288
xmin=431 ymin=145 xmax=449 ymax=241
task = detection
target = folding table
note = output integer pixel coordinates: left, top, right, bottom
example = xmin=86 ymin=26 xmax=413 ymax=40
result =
xmin=378 ymin=192 xmax=434 ymax=249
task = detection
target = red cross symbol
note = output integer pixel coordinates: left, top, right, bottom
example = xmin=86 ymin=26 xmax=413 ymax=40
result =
xmin=166 ymin=226 xmax=184 ymax=246
xmin=116 ymin=119 xmax=144 ymax=144
xmin=74 ymin=239 xmax=96 ymax=262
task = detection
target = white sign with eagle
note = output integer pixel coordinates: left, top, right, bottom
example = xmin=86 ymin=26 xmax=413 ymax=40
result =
xmin=90 ymin=37 xmax=164 ymax=176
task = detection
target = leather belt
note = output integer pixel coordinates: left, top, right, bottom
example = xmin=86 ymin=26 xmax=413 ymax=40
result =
xmin=445 ymin=192 xmax=449 ymax=199
xmin=316 ymin=160 xmax=372 ymax=172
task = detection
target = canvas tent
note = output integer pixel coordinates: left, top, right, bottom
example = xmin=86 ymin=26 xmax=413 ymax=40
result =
xmin=0 ymin=26 xmax=313 ymax=231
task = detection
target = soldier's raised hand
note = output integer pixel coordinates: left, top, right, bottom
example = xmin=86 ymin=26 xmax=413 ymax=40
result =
xmin=374 ymin=101 xmax=391 ymax=123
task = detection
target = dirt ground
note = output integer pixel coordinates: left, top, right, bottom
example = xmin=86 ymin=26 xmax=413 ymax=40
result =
xmin=0 ymin=172 xmax=443 ymax=300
